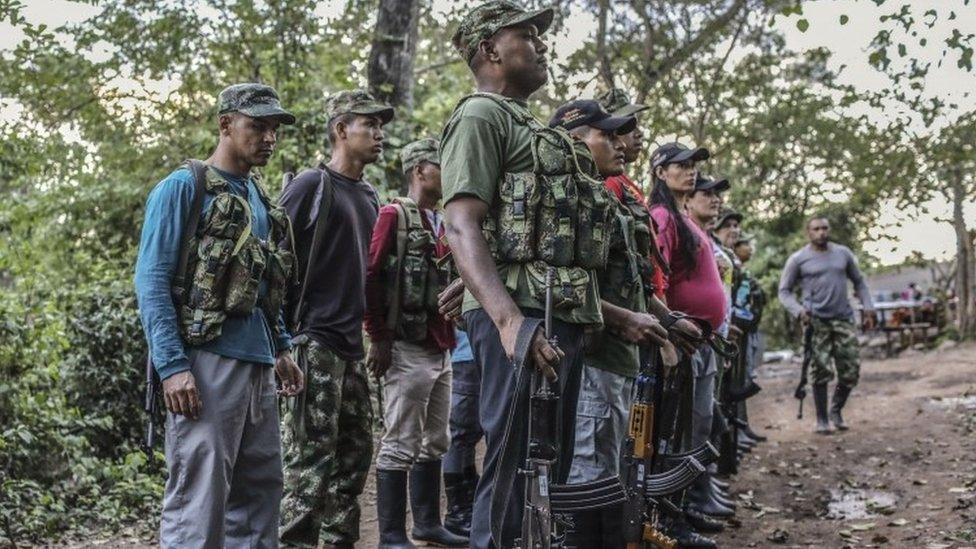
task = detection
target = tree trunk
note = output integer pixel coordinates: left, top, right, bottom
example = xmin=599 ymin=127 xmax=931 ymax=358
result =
xmin=367 ymin=0 xmax=421 ymax=110
xmin=950 ymin=176 xmax=975 ymax=338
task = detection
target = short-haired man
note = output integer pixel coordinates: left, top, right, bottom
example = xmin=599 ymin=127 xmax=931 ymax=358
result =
xmin=278 ymin=89 xmax=393 ymax=548
xmin=134 ymin=83 xmax=304 ymax=547
xmin=778 ymin=217 xmax=875 ymax=434
xmin=441 ymin=3 xmax=616 ymax=547
xmin=364 ymin=138 xmax=467 ymax=548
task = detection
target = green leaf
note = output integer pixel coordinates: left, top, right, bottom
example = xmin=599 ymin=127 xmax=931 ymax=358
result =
xmin=796 ymin=19 xmax=810 ymax=32
xmin=840 ymin=14 xmax=849 ymax=25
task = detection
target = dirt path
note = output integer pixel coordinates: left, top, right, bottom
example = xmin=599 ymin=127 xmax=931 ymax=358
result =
xmin=62 ymin=342 xmax=976 ymax=548
xmin=714 ymin=342 xmax=976 ymax=548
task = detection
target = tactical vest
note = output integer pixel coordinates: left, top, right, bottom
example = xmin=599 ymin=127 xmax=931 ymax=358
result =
xmin=178 ymin=165 xmax=295 ymax=346
xmin=455 ymin=92 xmax=614 ymax=310
xmin=385 ymin=197 xmax=447 ymax=343
xmin=616 ymin=183 xmax=658 ymax=295
xmin=601 ymin=202 xmax=646 ymax=308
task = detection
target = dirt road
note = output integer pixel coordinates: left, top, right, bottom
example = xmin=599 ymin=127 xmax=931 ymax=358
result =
xmin=69 ymin=342 xmax=976 ymax=548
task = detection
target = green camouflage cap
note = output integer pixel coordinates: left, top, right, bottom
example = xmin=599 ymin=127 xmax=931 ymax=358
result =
xmin=452 ymin=1 xmax=554 ymax=62
xmin=401 ymin=137 xmax=440 ymax=173
xmin=597 ymin=88 xmax=648 ymax=118
xmin=217 ymin=83 xmax=295 ymax=125
xmin=325 ymin=89 xmax=395 ymax=124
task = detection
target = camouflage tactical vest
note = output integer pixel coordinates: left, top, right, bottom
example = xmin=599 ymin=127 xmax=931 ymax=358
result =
xmin=385 ymin=197 xmax=447 ymax=343
xmin=617 ymin=183 xmax=657 ymax=295
xmin=179 ymin=167 xmax=295 ymax=346
xmin=455 ymin=92 xmax=614 ymax=310
xmin=601 ymin=202 xmax=646 ymax=308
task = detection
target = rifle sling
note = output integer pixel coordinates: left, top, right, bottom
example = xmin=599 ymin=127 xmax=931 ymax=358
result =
xmin=490 ymin=317 xmax=544 ymax=549
xmin=291 ymin=168 xmax=335 ymax=331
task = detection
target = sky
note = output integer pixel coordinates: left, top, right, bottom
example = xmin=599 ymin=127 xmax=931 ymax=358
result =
xmin=2 ymin=0 xmax=974 ymax=266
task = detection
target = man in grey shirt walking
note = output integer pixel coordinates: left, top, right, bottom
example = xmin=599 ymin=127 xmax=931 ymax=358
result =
xmin=779 ymin=217 xmax=875 ymax=434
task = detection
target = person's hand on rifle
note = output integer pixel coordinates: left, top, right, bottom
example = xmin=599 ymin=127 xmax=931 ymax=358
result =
xmin=438 ymin=278 xmax=465 ymax=322
xmin=366 ymin=338 xmax=394 ymax=379
xmin=618 ymin=311 xmax=669 ymax=347
xmin=275 ymin=350 xmax=304 ymax=396
xmin=668 ymin=318 xmax=702 ymax=355
xmin=162 ymin=370 xmax=202 ymax=420
xmin=799 ymin=310 xmax=811 ymax=325
xmin=499 ymin=316 xmax=560 ymax=382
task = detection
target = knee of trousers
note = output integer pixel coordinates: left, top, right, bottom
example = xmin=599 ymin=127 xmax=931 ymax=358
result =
xmin=375 ymin=447 xmax=417 ymax=472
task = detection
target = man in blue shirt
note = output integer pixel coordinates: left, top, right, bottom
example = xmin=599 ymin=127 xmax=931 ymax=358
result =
xmin=134 ymin=83 xmax=304 ymax=548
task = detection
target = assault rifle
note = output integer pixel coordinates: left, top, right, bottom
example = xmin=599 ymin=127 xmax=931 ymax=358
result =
xmin=143 ymin=356 xmax=160 ymax=461
xmin=795 ymin=321 xmax=813 ymax=419
xmin=622 ymin=347 xmax=717 ymax=549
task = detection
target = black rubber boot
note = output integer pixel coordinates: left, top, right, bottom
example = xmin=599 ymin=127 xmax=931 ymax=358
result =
xmin=685 ymin=507 xmax=725 ymax=534
xmin=740 ymin=404 xmax=768 ymax=442
xmin=830 ymin=384 xmax=852 ymax=431
xmin=686 ymin=475 xmax=735 ymax=518
xmin=442 ymin=467 xmax=476 ymax=538
xmin=665 ymin=515 xmax=717 ymax=548
xmin=813 ymin=383 xmax=833 ymax=434
xmin=409 ymin=460 xmax=469 ymax=547
xmin=376 ymin=469 xmax=417 ymax=549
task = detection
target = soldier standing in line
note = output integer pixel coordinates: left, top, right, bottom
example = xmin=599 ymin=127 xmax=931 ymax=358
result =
xmin=548 ymin=99 xmax=674 ymax=547
xmin=278 ymin=90 xmax=394 ymax=549
xmin=439 ymin=2 xmax=620 ymax=546
xmin=363 ymin=137 xmax=468 ymax=548
xmin=778 ymin=217 xmax=875 ymax=434
xmin=134 ymin=83 xmax=304 ymax=548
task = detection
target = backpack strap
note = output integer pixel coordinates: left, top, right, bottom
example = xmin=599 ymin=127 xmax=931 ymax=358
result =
xmin=385 ymin=200 xmax=411 ymax=332
xmin=290 ymin=167 xmax=335 ymax=330
xmin=172 ymin=159 xmax=208 ymax=306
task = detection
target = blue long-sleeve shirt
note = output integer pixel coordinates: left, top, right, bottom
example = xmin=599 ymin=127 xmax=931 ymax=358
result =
xmin=134 ymin=166 xmax=290 ymax=380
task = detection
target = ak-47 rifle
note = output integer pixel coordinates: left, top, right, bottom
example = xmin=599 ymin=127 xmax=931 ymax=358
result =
xmin=795 ymin=320 xmax=813 ymax=419
xmin=622 ymin=343 xmax=719 ymax=549
xmin=143 ymin=356 xmax=160 ymax=461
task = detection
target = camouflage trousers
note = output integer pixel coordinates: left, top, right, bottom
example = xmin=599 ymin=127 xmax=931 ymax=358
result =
xmin=280 ymin=338 xmax=373 ymax=547
xmin=810 ymin=317 xmax=861 ymax=387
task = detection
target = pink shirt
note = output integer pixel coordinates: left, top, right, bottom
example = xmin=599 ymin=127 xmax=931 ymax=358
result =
xmin=650 ymin=205 xmax=728 ymax=330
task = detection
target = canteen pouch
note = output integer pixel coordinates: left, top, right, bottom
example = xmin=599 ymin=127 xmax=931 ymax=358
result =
xmin=536 ymin=174 xmax=578 ymax=267
xmin=524 ymin=261 xmax=589 ymax=311
xmin=180 ymin=306 xmax=227 ymax=346
xmin=575 ymin=176 xmax=612 ymax=269
xmin=494 ymin=172 xmax=539 ymax=262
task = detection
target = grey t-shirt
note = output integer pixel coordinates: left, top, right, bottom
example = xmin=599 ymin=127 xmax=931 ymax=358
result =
xmin=778 ymin=242 xmax=873 ymax=320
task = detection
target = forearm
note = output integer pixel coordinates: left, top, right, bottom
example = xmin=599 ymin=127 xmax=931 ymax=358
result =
xmin=135 ymin=270 xmax=189 ymax=380
xmin=601 ymin=300 xmax=634 ymax=332
xmin=778 ymin=289 xmax=804 ymax=317
xmin=445 ymin=210 xmax=522 ymax=333
xmin=648 ymin=295 xmax=671 ymax=319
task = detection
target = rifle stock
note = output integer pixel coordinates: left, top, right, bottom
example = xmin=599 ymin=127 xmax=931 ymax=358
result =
xmin=143 ymin=356 xmax=159 ymax=460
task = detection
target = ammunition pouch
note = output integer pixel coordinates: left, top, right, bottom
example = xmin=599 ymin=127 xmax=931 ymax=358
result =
xmin=385 ymin=197 xmax=445 ymax=343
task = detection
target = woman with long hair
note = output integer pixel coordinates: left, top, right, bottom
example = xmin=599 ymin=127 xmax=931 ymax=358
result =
xmin=648 ymin=142 xmax=731 ymax=547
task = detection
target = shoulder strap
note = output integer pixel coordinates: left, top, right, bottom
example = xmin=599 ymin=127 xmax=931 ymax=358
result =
xmin=172 ymin=159 xmax=208 ymax=305
xmin=385 ymin=201 xmax=410 ymax=331
xmin=291 ymin=167 xmax=335 ymax=330
xmin=462 ymin=92 xmax=535 ymax=126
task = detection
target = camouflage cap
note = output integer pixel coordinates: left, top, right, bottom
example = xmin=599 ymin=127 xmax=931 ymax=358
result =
xmin=401 ymin=137 xmax=440 ymax=173
xmin=597 ymin=88 xmax=648 ymax=118
xmin=325 ymin=89 xmax=395 ymax=124
xmin=217 ymin=83 xmax=295 ymax=125
xmin=452 ymin=1 xmax=554 ymax=62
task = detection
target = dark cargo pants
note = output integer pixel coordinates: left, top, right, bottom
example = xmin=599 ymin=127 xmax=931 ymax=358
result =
xmin=465 ymin=308 xmax=585 ymax=549
xmin=443 ymin=359 xmax=483 ymax=476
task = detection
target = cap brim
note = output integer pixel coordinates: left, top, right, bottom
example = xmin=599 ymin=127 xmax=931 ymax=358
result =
xmin=673 ymin=147 xmax=710 ymax=163
xmin=590 ymin=115 xmax=637 ymax=135
xmin=717 ymin=213 xmax=743 ymax=228
xmin=350 ymin=104 xmax=395 ymax=125
xmin=612 ymin=103 xmax=649 ymax=118
xmin=502 ymin=7 xmax=555 ymax=36
xmin=239 ymin=105 xmax=296 ymax=125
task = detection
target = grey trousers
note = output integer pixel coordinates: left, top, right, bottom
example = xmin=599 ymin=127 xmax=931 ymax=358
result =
xmin=567 ymin=364 xmax=634 ymax=483
xmin=375 ymin=340 xmax=452 ymax=471
xmin=688 ymin=346 xmax=717 ymax=450
xmin=159 ymin=350 xmax=282 ymax=549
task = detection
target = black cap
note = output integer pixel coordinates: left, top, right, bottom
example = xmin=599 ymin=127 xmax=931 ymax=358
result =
xmin=650 ymin=141 xmax=710 ymax=168
xmin=548 ymin=99 xmax=637 ymax=134
xmin=715 ymin=208 xmax=743 ymax=230
xmin=694 ymin=173 xmax=730 ymax=193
